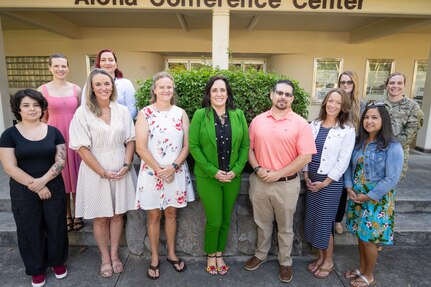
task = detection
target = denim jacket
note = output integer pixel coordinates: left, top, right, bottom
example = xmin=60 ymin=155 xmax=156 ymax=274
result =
xmin=344 ymin=140 xmax=403 ymax=201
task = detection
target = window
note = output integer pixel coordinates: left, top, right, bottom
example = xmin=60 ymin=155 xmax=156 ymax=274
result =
xmin=6 ymin=56 xmax=51 ymax=88
xmin=364 ymin=59 xmax=395 ymax=101
xmin=312 ymin=58 xmax=344 ymax=103
xmin=411 ymin=60 xmax=427 ymax=107
xmin=86 ymin=54 xmax=97 ymax=75
xmin=165 ymin=58 xmax=211 ymax=71
xmin=229 ymin=60 xmax=266 ymax=72
xmin=165 ymin=58 xmax=266 ymax=72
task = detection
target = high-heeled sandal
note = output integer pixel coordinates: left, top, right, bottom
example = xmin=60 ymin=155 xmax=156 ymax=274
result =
xmin=206 ymin=255 xmax=217 ymax=275
xmin=216 ymin=255 xmax=229 ymax=276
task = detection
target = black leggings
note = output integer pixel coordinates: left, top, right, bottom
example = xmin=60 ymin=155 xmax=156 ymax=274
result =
xmin=335 ymin=188 xmax=348 ymax=223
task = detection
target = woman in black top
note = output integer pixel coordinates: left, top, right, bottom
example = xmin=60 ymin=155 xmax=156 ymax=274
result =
xmin=0 ymin=89 xmax=68 ymax=287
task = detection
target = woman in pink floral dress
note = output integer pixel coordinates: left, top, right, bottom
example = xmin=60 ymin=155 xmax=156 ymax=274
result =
xmin=135 ymin=71 xmax=194 ymax=280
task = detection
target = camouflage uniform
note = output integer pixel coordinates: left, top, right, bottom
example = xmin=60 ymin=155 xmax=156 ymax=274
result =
xmin=384 ymin=97 xmax=424 ymax=180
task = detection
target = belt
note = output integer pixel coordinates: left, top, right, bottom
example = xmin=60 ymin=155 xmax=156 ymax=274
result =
xmin=276 ymin=174 xmax=298 ymax=182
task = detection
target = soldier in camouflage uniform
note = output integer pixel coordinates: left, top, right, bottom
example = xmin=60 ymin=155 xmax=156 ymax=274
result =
xmin=384 ymin=72 xmax=424 ymax=180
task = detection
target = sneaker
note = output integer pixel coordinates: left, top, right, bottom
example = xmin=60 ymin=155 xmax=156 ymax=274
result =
xmin=52 ymin=265 xmax=68 ymax=279
xmin=31 ymin=273 xmax=46 ymax=287
xmin=279 ymin=265 xmax=293 ymax=283
xmin=244 ymin=256 xmax=266 ymax=271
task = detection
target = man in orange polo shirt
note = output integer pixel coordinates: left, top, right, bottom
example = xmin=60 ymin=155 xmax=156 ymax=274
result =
xmin=244 ymin=79 xmax=316 ymax=283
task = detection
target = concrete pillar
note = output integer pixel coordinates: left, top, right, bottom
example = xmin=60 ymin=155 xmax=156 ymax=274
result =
xmin=212 ymin=10 xmax=230 ymax=70
xmin=416 ymin=44 xmax=431 ymax=152
xmin=0 ymin=16 xmax=13 ymax=132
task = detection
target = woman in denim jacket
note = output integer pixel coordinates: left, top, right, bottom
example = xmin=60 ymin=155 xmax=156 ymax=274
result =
xmin=344 ymin=103 xmax=403 ymax=287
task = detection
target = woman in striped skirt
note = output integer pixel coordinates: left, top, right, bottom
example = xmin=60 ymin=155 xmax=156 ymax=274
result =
xmin=303 ymin=88 xmax=356 ymax=279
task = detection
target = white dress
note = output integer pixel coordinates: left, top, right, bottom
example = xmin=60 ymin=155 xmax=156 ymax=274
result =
xmin=69 ymin=102 xmax=137 ymax=219
xmin=135 ymin=105 xmax=195 ymax=210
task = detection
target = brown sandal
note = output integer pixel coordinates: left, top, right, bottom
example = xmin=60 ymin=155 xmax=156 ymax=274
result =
xmin=313 ymin=265 xmax=334 ymax=279
xmin=167 ymin=257 xmax=187 ymax=272
xmin=147 ymin=261 xmax=160 ymax=280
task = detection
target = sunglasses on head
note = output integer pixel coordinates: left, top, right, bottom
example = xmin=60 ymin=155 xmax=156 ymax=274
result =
xmin=339 ymin=80 xmax=354 ymax=85
xmin=274 ymin=90 xmax=293 ymax=97
xmin=366 ymin=101 xmax=384 ymax=107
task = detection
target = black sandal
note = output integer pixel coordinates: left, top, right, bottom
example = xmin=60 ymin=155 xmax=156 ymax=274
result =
xmin=66 ymin=217 xmax=73 ymax=232
xmin=73 ymin=218 xmax=85 ymax=231
xmin=167 ymin=257 xmax=187 ymax=272
xmin=147 ymin=262 xmax=160 ymax=280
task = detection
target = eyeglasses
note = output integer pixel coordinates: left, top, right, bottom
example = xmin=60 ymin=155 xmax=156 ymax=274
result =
xmin=339 ymin=80 xmax=354 ymax=85
xmin=274 ymin=90 xmax=293 ymax=97
xmin=366 ymin=101 xmax=384 ymax=107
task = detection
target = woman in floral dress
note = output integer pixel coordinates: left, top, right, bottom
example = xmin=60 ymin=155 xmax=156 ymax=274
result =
xmin=135 ymin=71 xmax=194 ymax=280
xmin=344 ymin=103 xmax=403 ymax=287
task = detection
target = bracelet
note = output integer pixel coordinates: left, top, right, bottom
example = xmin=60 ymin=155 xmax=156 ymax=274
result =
xmin=172 ymin=162 xmax=179 ymax=170
xmin=102 ymin=171 xmax=107 ymax=178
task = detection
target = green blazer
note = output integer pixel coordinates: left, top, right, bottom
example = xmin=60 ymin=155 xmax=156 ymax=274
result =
xmin=189 ymin=107 xmax=250 ymax=178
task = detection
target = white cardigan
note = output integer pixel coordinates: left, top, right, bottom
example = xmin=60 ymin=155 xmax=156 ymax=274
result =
xmin=303 ymin=120 xmax=355 ymax=181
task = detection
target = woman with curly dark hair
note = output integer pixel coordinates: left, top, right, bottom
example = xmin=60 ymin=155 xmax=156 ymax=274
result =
xmin=0 ymin=89 xmax=68 ymax=287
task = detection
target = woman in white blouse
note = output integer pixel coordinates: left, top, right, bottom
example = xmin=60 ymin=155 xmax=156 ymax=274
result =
xmin=70 ymin=68 xmax=136 ymax=278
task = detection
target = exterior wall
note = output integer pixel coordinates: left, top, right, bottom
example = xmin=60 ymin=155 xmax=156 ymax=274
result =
xmin=3 ymin=28 xmax=430 ymax=121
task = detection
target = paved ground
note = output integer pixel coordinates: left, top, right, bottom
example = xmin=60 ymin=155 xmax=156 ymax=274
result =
xmin=1 ymin=245 xmax=431 ymax=287
xmin=1 ymin=151 xmax=430 ymax=286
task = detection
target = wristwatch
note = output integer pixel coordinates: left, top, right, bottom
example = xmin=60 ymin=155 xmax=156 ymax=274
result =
xmin=172 ymin=162 xmax=180 ymax=170
xmin=123 ymin=163 xmax=132 ymax=170
xmin=253 ymin=165 xmax=261 ymax=173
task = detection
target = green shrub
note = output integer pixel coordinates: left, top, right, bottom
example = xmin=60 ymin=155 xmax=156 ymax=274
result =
xmin=135 ymin=67 xmax=310 ymax=123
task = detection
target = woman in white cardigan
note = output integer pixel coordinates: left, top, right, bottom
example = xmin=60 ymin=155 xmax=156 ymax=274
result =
xmin=303 ymin=88 xmax=356 ymax=279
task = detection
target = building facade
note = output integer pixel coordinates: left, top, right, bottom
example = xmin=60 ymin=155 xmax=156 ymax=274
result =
xmin=0 ymin=0 xmax=430 ymax=150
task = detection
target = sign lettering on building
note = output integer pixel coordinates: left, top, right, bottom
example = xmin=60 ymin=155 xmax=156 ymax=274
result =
xmin=74 ymin=0 xmax=364 ymax=10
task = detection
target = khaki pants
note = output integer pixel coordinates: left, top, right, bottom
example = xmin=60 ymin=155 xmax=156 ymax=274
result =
xmin=249 ymin=173 xmax=300 ymax=266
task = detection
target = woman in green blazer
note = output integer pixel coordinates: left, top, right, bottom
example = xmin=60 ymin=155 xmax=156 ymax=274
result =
xmin=189 ymin=75 xmax=250 ymax=276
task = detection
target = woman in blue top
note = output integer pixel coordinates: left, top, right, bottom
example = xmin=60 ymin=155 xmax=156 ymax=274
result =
xmin=344 ymin=103 xmax=403 ymax=287
xmin=81 ymin=49 xmax=137 ymax=119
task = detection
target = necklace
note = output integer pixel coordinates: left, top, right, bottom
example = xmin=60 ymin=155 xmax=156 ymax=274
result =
xmin=218 ymin=112 xmax=227 ymax=125
xmin=218 ymin=112 xmax=226 ymax=119
xmin=153 ymin=104 xmax=172 ymax=118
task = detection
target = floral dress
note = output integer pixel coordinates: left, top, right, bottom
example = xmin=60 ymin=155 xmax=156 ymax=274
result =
xmin=135 ymin=105 xmax=194 ymax=210
xmin=346 ymin=153 xmax=395 ymax=245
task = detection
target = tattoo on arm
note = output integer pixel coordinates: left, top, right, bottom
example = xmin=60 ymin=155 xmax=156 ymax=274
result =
xmin=51 ymin=144 xmax=66 ymax=177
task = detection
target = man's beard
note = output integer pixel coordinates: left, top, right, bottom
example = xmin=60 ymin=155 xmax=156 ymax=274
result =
xmin=276 ymin=101 xmax=287 ymax=110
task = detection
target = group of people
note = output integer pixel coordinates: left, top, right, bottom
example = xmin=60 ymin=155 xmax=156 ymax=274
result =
xmin=303 ymin=71 xmax=423 ymax=287
xmin=0 ymin=47 xmax=424 ymax=287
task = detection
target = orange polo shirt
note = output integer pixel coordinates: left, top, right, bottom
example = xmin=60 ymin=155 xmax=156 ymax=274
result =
xmin=249 ymin=108 xmax=316 ymax=171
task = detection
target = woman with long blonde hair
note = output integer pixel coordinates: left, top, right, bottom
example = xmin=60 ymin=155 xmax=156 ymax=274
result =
xmin=335 ymin=71 xmax=364 ymax=234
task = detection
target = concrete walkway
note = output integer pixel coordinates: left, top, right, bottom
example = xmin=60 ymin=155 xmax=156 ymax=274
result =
xmin=1 ymin=151 xmax=430 ymax=286
xmin=2 ymin=245 xmax=431 ymax=287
